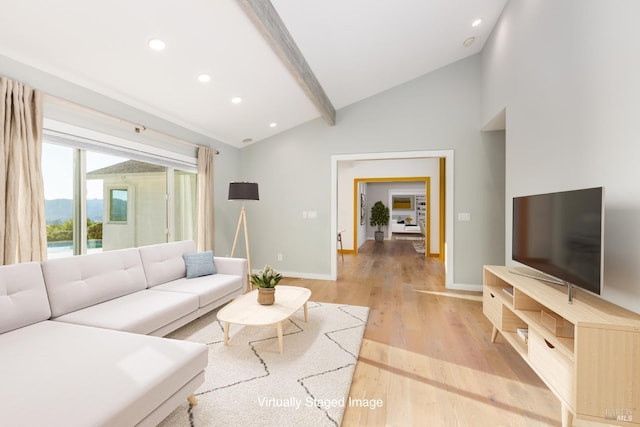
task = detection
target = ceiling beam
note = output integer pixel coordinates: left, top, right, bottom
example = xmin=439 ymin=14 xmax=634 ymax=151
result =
xmin=237 ymin=0 xmax=336 ymax=126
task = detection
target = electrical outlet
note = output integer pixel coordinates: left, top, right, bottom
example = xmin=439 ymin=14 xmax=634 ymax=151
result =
xmin=277 ymin=253 xmax=283 ymax=261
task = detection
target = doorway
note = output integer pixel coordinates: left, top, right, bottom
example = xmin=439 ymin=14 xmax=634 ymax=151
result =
xmin=353 ymin=177 xmax=433 ymax=257
xmin=330 ymin=150 xmax=454 ymax=287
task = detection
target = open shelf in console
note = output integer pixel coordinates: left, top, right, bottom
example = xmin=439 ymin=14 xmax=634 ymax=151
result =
xmin=512 ymin=288 xmax=543 ymax=311
xmin=511 ymin=284 xmax=575 ymax=359
xmin=500 ymin=326 xmax=528 ymax=357
xmin=483 ymin=269 xmax=515 ymax=305
xmin=517 ymin=309 xmax=574 ymax=360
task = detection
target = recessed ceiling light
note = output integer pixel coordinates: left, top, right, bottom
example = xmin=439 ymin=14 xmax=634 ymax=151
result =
xmin=463 ymin=37 xmax=476 ymax=47
xmin=198 ymin=74 xmax=211 ymax=83
xmin=269 ymin=122 xmax=277 ymax=128
xmin=148 ymin=39 xmax=166 ymax=51
xmin=231 ymin=97 xmax=243 ymax=104
xmin=472 ymin=18 xmax=483 ymax=27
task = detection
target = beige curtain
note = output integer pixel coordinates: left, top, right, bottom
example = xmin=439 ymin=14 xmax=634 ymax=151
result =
xmin=0 ymin=77 xmax=46 ymax=264
xmin=196 ymin=146 xmax=215 ymax=251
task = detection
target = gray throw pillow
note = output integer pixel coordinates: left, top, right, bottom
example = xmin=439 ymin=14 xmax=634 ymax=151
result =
xmin=182 ymin=251 xmax=217 ymax=279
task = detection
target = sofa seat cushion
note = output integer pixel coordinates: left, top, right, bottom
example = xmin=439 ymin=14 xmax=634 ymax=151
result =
xmin=152 ymin=274 xmax=243 ymax=308
xmin=0 ymin=321 xmax=207 ymax=427
xmin=52 ymin=289 xmax=199 ymax=335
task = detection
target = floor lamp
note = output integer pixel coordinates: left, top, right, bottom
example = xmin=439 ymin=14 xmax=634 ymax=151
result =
xmin=229 ymin=182 xmax=259 ymax=286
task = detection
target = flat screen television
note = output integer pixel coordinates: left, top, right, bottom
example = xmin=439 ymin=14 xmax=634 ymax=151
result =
xmin=512 ymin=187 xmax=604 ymax=297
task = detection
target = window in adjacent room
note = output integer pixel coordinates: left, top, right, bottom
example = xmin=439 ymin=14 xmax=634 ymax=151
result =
xmin=109 ymin=188 xmax=128 ymax=222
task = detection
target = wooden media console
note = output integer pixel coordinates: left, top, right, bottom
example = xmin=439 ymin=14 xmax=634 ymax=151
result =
xmin=483 ymin=265 xmax=640 ymax=426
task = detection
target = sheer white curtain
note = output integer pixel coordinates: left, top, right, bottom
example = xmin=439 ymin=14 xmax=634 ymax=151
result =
xmin=196 ymin=146 xmax=215 ymax=251
xmin=174 ymin=171 xmax=197 ymax=241
xmin=0 ymin=77 xmax=46 ymax=264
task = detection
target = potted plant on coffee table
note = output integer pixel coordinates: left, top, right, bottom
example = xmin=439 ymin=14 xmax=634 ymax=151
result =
xmin=250 ymin=264 xmax=282 ymax=305
xmin=369 ymin=200 xmax=390 ymax=242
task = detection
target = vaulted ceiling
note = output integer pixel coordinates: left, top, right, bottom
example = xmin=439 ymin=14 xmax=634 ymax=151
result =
xmin=0 ymin=0 xmax=507 ymax=147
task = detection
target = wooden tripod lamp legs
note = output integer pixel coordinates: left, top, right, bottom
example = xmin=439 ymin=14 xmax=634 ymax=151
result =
xmin=230 ymin=205 xmax=252 ymax=290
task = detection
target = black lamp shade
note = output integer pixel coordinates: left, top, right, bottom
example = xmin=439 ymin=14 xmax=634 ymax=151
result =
xmin=228 ymin=182 xmax=259 ymax=201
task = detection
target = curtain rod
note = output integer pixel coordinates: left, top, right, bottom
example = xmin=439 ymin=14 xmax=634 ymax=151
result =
xmin=43 ymin=94 xmax=219 ymax=154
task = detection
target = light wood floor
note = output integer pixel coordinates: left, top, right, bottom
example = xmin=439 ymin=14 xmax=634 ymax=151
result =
xmin=280 ymin=240 xmax=598 ymax=427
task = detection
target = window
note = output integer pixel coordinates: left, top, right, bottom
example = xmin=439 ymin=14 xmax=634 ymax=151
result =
xmin=42 ymin=143 xmax=75 ymax=258
xmin=43 ymin=140 xmax=196 ymax=258
xmin=109 ymin=188 xmax=128 ymax=222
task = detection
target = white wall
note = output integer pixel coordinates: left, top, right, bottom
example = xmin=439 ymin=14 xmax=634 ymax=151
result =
xmin=241 ymin=54 xmax=505 ymax=284
xmin=133 ymin=174 xmax=167 ymax=247
xmin=481 ymin=0 xmax=640 ymax=312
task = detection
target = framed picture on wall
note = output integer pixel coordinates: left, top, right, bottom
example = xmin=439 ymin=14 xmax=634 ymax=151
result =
xmin=392 ymin=195 xmax=413 ymax=210
xmin=360 ymin=193 xmax=366 ymax=225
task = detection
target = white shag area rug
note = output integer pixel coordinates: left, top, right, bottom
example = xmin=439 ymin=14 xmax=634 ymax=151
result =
xmin=159 ymin=302 xmax=369 ymax=427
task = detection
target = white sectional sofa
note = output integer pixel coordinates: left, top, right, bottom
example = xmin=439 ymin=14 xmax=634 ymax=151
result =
xmin=0 ymin=240 xmax=247 ymax=426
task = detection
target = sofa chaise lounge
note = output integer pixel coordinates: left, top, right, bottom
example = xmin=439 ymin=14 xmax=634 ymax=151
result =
xmin=0 ymin=240 xmax=247 ymax=426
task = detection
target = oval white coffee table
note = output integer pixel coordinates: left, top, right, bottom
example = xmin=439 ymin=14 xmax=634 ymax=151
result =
xmin=217 ymin=286 xmax=311 ymax=354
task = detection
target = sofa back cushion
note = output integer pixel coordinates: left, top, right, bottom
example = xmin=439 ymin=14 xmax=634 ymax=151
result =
xmin=0 ymin=262 xmax=51 ymax=334
xmin=138 ymin=240 xmax=196 ymax=287
xmin=41 ymin=248 xmax=147 ymax=318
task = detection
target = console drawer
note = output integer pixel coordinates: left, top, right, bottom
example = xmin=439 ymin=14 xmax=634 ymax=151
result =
xmin=483 ymin=287 xmax=503 ymax=328
xmin=529 ymin=329 xmax=575 ymax=407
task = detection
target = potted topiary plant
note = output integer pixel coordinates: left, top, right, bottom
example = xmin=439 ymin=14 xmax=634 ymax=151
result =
xmin=369 ymin=201 xmax=390 ymax=242
xmin=250 ymin=264 xmax=282 ymax=305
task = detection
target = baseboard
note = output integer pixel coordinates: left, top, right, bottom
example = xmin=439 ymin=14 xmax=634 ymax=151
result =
xmin=447 ymin=283 xmax=482 ymax=292
xmin=279 ymin=270 xmax=333 ymax=281
xmin=249 ymin=267 xmax=332 ymax=281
